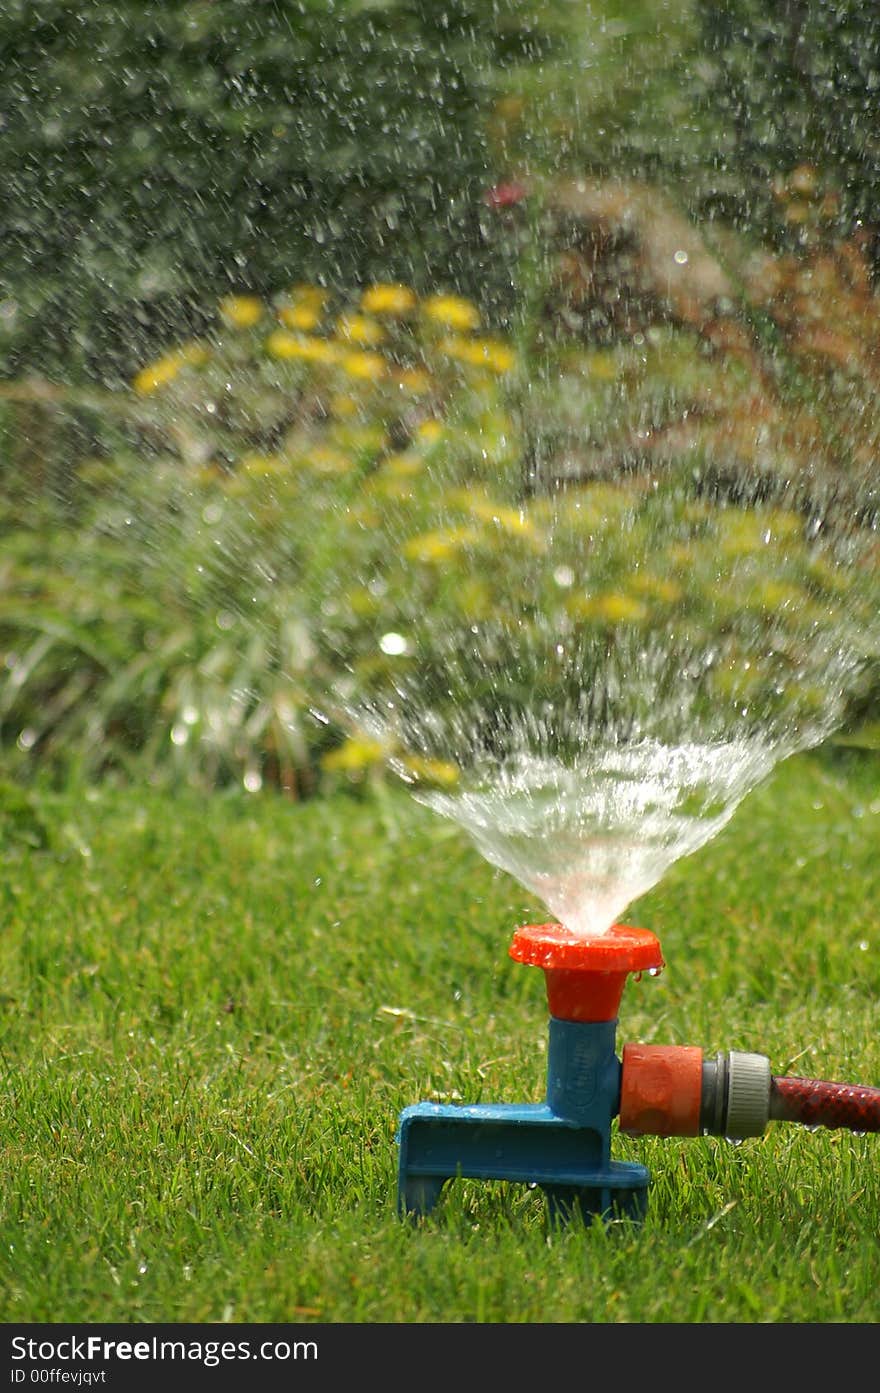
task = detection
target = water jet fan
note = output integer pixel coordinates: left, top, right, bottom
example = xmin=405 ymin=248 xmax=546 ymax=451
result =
xmin=387 ymin=556 xmax=879 ymax=1224
xmin=358 ymin=474 xmax=880 ymax=1226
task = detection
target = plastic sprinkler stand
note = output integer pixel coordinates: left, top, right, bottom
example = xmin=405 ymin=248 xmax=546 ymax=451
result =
xmin=396 ymin=921 xmax=664 ymax=1226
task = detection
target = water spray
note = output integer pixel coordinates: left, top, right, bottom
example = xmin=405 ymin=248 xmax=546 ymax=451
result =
xmin=396 ymin=921 xmax=880 ymax=1225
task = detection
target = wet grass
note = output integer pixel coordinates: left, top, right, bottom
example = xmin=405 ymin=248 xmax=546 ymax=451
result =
xmin=0 ymin=743 xmax=878 ymax=1324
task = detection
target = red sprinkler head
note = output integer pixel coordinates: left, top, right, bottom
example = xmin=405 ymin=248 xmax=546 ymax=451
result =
xmin=509 ymin=922 xmax=664 ymax=1022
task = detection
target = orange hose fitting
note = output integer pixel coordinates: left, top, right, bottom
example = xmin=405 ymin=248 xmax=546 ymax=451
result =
xmin=619 ymin=1043 xmax=704 ymax=1137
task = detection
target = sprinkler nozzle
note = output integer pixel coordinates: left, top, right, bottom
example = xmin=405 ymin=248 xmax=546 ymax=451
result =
xmin=509 ymin=921 xmax=664 ymax=1022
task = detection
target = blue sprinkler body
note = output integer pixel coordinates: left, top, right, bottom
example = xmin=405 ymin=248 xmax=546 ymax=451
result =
xmin=396 ymin=921 xmax=664 ymax=1225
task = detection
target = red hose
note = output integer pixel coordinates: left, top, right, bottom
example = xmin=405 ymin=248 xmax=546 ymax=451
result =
xmin=769 ymin=1075 xmax=880 ymax=1133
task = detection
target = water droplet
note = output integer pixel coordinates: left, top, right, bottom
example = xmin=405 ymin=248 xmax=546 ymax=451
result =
xmin=380 ymin=631 xmax=409 ymax=656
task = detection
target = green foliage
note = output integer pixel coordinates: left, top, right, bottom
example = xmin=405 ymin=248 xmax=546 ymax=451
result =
xmin=0 ymin=282 xmax=523 ymax=789
xmin=0 ymin=777 xmax=52 ymax=849
xmin=487 ymin=0 xmax=705 ymax=184
xmin=0 ymin=0 xmax=562 ymax=384
xmin=693 ymin=0 xmax=880 ymax=253
xmin=2 ymin=278 xmax=877 ymax=793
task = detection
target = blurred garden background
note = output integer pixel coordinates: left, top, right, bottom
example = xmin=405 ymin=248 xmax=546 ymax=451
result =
xmin=1 ymin=0 xmax=879 ymax=799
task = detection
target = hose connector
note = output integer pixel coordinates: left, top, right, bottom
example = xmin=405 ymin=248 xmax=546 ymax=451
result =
xmin=703 ymin=1049 xmax=771 ymax=1138
xmin=619 ymin=1044 xmax=771 ymax=1139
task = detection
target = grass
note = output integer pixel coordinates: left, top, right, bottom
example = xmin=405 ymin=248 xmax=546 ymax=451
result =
xmin=0 ymin=742 xmax=878 ymax=1325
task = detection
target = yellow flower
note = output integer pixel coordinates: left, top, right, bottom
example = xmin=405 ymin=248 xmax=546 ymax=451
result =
xmin=340 ymin=350 xmax=385 ymax=381
xmin=277 ymin=303 xmax=323 ymax=332
xmin=321 ymin=737 xmax=388 ymax=774
xmin=716 ymin=513 xmax=759 ymax=554
xmin=468 ymin=498 xmax=536 ymax=538
xmin=265 ymin=331 xmax=342 ymax=364
xmin=131 ymin=343 xmax=208 ymax=394
xmin=329 ymin=392 xmax=359 ymax=418
xmin=132 ymin=353 xmax=185 ymax=394
xmin=595 ymin=594 xmax=649 ymax=623
xmin=422 ymin=293 xmax=480 ymax=332
xmin=360 ymin=283 xmax=418 ymax=315
xmin=566 ymin=592 xmax=649 ymax=623
xmin=762 ymin=508 xmax=805 ymax=542
xmin=395 ymin=366 xmax=433 ymax=395
xmin=335 ymin=314 xmax=386 ymax=346
xmin=380 ymin=451 xmax=422 ymax=477
xmin=404 ymin=526 xmax=481 ymax=563
xmin=304 ymin=446 xmax=351 ymax=476
xmin=416 ymin=419 xmax=444 ymax=443
xmin=746 ymin=580 xmax=807 ymax=612
xmin=218 ymin=295 xmax=264 ymax=328
xmin=472 ymin=338 xmax=517 ymax=374
xmin=398 ymin=755 xmax=460 ymax=788
xmin=715 ymin=506 xmax=803 ymax=559
xmin=438 ymin=335 xmax=516 ymax=373
xmin=629 ymin=574 xmax=683 ymax=604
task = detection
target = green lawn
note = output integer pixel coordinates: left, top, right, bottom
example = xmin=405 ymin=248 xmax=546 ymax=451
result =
xmin=0 ymin=744 xmax=878 ymax=1323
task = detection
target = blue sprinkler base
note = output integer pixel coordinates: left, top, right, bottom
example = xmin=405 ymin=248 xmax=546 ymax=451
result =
xmin=396 ymin=1017 xmax=651 ymax=1225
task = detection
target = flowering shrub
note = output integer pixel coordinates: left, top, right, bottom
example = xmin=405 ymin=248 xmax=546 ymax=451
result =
xmin=2 ymin=276 xmax=877 ymax=792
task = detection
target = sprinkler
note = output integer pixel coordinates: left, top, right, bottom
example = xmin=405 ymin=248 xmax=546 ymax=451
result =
xmin=396 ymin=922 xmax=880 ymax=1225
